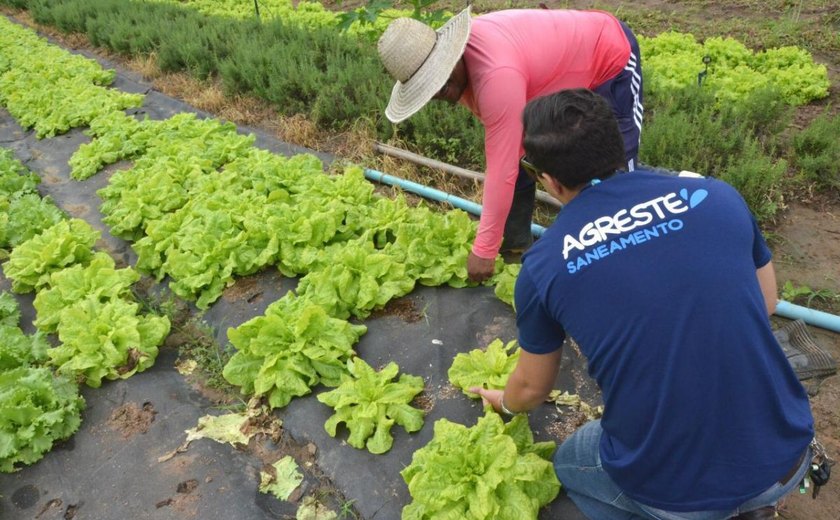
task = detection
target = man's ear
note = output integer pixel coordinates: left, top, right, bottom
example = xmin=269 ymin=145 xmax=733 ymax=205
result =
xmin=539 ymin=174 xmax=578 ymax=204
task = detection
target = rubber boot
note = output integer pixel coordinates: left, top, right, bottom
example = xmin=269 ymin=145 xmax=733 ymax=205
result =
xmin=500 ymin=182 xmax=536 ymax=261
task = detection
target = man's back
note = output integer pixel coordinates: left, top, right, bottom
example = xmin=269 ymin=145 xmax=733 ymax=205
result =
xmin=516 ymin=170 xmax=813 ymax=510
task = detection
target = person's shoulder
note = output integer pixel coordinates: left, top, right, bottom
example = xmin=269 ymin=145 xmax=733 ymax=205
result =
xmin=630 ymin=169 xmax=736 ymax=193
xmin=630 ymin=171 xmax=753 ymax=219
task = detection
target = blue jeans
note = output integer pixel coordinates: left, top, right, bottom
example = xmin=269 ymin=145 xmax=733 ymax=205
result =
xmin=554 ymin=420 xmax=811 ymax=520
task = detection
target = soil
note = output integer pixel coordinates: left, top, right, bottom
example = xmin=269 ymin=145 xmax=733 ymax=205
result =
xmin=106 ymin=402 xmax=158 ymax=439
xmin=772 ymin=203 xmax=840 ymax=299
xmin=367 ymin=294 xmax=424 ymax=322
xmin=221 ymin=275 xmax=264 ymax=304
xmin=546 ymin=408 xmax=589 ymax=443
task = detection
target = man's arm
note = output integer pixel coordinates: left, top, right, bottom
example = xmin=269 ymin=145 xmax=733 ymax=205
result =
xmin=467 ymin=70 xmax=529 ymax=282
xmin=756 ymin=260 xmax=777 ymax=316
xmin=472 ymin=348 xmax=562 ymax=414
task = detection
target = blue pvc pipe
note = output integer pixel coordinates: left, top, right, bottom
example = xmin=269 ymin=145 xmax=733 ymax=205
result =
xmin=363 ymin=168 xmax=840 ymax=333
xmin=364 ymin=168 xmax=546 ymax=237
xmin=775 ymin=300 xmax=840 ymax=333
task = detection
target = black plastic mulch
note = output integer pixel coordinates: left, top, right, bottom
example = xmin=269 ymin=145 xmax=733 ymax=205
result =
xmin=0 ymin=41 xmax=594 ymax=520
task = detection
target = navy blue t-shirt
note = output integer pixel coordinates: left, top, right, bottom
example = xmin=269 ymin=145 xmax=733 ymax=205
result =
xmin=516 ymin=170 xmax=813 ymax=511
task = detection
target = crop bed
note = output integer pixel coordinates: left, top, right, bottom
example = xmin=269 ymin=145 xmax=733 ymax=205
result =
xmin=0 ymin=15 xmax=596 ymax=520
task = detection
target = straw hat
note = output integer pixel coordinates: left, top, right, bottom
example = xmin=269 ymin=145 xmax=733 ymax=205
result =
xmin=378 ymin=6 xmax=472 ymax=123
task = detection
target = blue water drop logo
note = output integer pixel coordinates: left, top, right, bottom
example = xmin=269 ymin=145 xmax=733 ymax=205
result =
xmin=680 ymin=188 xmax=708 ymax=208
xmin=689 ymin=189 xmax=708 ymax=208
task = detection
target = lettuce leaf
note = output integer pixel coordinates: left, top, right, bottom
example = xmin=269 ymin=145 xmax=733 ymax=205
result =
xmin=0 ymin=17 xmax=143 ymax=138
xmin=223 ymin=294 xmax=366 ymax=408
xmin=491 ymin=263 xmax=521 ymax=309
xmin=0 ymin=292 xmax=20 ymax=328
xmin=296 ymin=237 xmax=416 ymax=319
xmin=0 ymin=148 xmax=39 ymax=197
xmin=69 ymin=111 xmax=152 ymax=180
xmin=33 ymin=251 xmax=140 ymax=333
xmin=317 ymin=358 xmax=424 ymax=454
xmin=0 ymin=149 xmax=64 ymax=256
xmin=0 ymin=366 xmax=85 ymax=472
xmin=389 ymin=205 xmax=476 ymax=288
xmin=3 ymin=218 xmax=99 ymax=293
xmin=639 ymin=31 xmax=829 ymax=106
xmin=0 ymin=193 xmax=65 ymax=252
xmin=50 ymin=298 xmax=170 ymax=388
xmin=0 ymin=292 xmax=49 ymax=370
xmin=448 ymin=339 xmax=521 ymax=398
xmin=0 ymin=326 xmax=49 ymax=371
xmin=401 ymin=412 xmax=559 ymax=519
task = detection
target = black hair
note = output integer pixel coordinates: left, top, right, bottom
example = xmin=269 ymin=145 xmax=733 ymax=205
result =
xmin=522 ymin=89 xmax=625 ymax=189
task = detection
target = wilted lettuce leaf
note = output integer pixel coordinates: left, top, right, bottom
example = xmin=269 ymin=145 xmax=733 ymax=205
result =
xmin=296 ymin=496 xmax=337 ymax=520
xmin=317 ymin=357 xmax=424 ymax=454
xmin=401 ymin=411 xmax=559 ymax=519
xmin=259 ymin=456 xmax=303 ymax=500
xmin=185 ymin=413 xmax=251 ymax=447
xmin=0 ymin=367 xmax=84 ymax=472
xmin=448 ymin=339 xmax=521 ymax=398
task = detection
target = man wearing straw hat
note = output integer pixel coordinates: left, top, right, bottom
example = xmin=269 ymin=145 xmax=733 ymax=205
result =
xmin=378 ymin=6 xmax=643 ymax=283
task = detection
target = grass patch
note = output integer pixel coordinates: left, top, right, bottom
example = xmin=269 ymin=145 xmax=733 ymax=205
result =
xmin=131 ymin=280 xmax=240 ymax=397
xmin=781 ymin=280 xmax=840 ymax=315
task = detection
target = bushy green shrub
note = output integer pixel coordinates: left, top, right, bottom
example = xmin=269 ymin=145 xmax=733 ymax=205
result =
xmin=219 ymin=20 xmax=332 ymax=114
xmin=792 ymin=112 xmax=840 ymax=192
xmin=401 ymin=103 xmax=485 ymax=170
xmin=640 ymin=86 xmax=791 ymax=222
xmin=718 ymin=140 xmax=787 ymax=223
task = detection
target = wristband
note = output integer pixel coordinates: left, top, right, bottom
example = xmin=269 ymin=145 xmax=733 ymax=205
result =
xmin=499 ymin=393 xmax=516 ymax=416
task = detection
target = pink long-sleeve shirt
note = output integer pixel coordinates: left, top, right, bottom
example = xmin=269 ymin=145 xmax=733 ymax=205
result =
xmin=459 ymin=9 xmax=630 ymax=259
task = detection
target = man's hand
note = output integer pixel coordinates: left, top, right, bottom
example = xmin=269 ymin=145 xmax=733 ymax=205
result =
xmin=467 ymin=252 xmax=495 ymax=283
xmin=470 ymin=387 xmax=504 ymax=413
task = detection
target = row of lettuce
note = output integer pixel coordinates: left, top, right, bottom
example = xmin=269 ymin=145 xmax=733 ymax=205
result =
xmin=0 ymin=14 xmax=558 ymax=518
xmin=2 ymin=0 xmax=836 ymax=218
xmin=0 ymin=148 xmax=168 ymax=471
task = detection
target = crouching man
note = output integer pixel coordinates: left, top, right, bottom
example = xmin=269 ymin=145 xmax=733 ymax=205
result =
xmin=473 ymin=89 xmax=814 ymax=519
